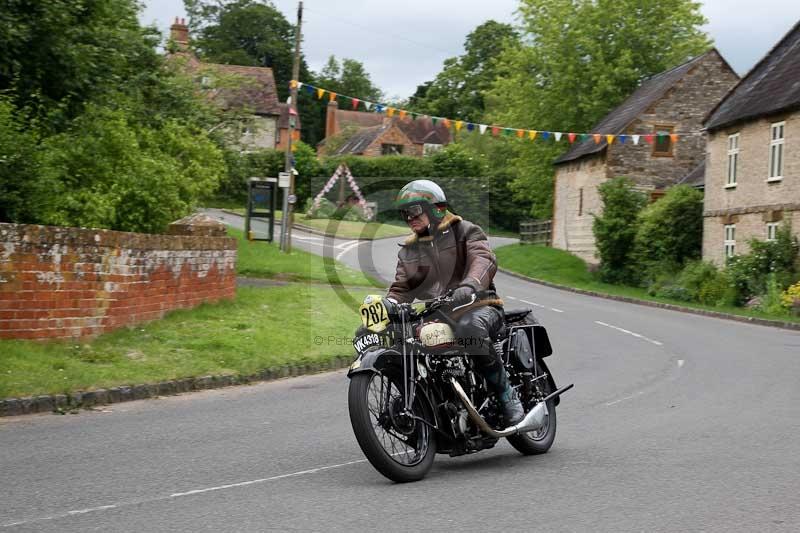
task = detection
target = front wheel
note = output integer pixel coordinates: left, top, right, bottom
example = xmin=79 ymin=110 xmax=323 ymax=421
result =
xmin=506 ymin=367 xmax=557 ymax=455
xmin=348 ymin=370 xmax=436 ymax=482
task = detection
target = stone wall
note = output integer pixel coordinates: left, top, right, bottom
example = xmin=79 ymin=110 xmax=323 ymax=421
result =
xmin=552 ymin=154 xmax=608 ymax=264
xmin=703 ymin=112 xmax=800 ymax=264
xmin=0 ymin=214 xmax=237 ymax=340
xmin=606 ymin=50 xmax=739 ymax=187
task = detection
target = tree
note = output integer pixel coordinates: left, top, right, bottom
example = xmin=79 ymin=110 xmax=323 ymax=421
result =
xmin=316 ymin=56 xmax=383 ymax=102
xmin=410 ymin=20 xmax=519 ymax=122
xmin=593 ymin=177 xmax=647 ymax=284
xmin=485 ymin=0 xmax=712 ymax=219
xmin=184 ymin=0 xmax=329 ymax=143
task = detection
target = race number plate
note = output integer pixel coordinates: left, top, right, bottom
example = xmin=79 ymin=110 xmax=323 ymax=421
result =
xmin=359 ymin=295 xmax=390 ymax=332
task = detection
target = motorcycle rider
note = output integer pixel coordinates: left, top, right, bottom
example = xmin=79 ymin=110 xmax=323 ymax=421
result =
xmin=386 ymin=180 xmax=524 ymax=425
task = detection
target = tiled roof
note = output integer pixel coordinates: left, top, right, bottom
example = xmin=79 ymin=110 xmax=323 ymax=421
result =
xmin=677 ymin=161 xmax=705 ymax=188
xmin=335 ymin=109 xmax=384 ymax=129
xmin=705 ymin=20 xmax=800 ymax=131
xmin=396 ymin=117 xmax=451 ymax=145
xmin=333 ymin=124 xmax=388 ymax=155
xmin=203 ymin=63 xmax=282 ymax=116
xmin=555 ymin=50 xmax=718 ymax=164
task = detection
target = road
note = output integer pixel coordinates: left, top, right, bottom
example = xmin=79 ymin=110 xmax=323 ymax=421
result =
xmin=1 ymin=213 xmax=799 ymax=531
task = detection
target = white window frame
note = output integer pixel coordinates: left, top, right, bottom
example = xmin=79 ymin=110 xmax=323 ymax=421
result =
xmin=726 ymin=133 xmax=739 ymax=188
xmin=724 ymin=224 xmax=736 ymax=258
xmin=767 ymin=121 xmax=784 ymax=182
xmin=766 ymin=222 xmax=779 ymax=242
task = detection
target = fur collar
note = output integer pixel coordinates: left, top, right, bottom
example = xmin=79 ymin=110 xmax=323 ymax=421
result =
xmin=403 ymin=212 xmax=462 ymax=245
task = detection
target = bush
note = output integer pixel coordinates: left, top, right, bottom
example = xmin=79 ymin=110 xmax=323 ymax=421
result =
xmin=0 ymin=98 xmax=42 ymax=224
xmin=781 ymin=281 xmax=800 ymax=314
xmin=593 ymin=177 xmax=647 ymax=284
xmin=725 ymin=225 xmax=799 ymax=305
xmin=634 ymin=185 xmax=703 ymax=281
xmin=305 ymin=197 xmax=337 ymax=219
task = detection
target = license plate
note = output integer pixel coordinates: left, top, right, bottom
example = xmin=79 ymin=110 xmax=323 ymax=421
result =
xmin=353 ymin=332 xmax=382 ymax=355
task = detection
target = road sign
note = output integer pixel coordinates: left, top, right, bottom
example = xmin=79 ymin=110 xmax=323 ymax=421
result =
xmin=288 ymin=194 xmax=297 ymax=205
xmin=279 ymin=172 xmax=290 ymax=188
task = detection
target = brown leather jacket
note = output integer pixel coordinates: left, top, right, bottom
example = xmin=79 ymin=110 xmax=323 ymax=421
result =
xmin=387 ymin=212 xmax=498 ymax=304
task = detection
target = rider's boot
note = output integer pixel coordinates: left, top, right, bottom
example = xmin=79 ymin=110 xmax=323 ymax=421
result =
xmin=480 ymin=362 xmax=524 ymax=425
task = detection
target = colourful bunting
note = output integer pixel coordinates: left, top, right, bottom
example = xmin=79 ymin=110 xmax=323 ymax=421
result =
xmin=296 ymin=81 xmax=694 ymax=149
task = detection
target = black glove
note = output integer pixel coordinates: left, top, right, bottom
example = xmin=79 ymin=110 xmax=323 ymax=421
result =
xmin=451 ymin=285 xmax=476 ymax=307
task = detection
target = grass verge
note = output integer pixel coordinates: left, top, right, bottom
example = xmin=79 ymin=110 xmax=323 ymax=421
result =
xmin=231 ymin=227 xmax=379 ymax=287
xmin=495 ymin=244 xmax=800 ymax=324
xmin=0 ymin=285 xmax=375 ymax=398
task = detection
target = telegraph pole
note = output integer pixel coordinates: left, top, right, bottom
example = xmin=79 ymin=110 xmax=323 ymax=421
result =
xmin=280 ymin=1 xmax=303 ymax=253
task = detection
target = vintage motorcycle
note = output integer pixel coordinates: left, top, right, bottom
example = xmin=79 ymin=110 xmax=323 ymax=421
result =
xmin=347 ymin=291 xmax=573 ymax=482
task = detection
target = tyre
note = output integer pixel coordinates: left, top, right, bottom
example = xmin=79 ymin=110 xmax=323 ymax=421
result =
xmin=506 ymin=367 xmax=557 ymax=455
xmin=348 ymin=370 xmax=436 ymax=482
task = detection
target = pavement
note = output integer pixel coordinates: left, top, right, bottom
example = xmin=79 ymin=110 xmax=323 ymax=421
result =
xmin=2 ymin=211 xmax=799 ymax=531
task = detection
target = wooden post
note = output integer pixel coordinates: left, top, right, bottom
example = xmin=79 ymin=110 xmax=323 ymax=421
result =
xmin=281 ymin=1 xmax=303 ymax=253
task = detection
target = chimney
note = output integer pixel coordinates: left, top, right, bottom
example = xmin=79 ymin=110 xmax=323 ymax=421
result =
xmin=170 ymin=17 xmax=189 ymax=51
xmin=326 ymin=100 xmax=339 ymax=138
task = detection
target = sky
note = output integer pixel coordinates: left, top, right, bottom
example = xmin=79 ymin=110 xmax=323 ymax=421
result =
xmin=139 ymin=0 xmax=800 ymax=100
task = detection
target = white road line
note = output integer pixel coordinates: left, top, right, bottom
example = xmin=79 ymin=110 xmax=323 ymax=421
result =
xmin=605 ymin=391 xmax=645 ymax=406
xmin=1 ymin=457 xmax=371 ymax=528
xmin=594 ymin=321 xmax=663 ymax=346
xmin=678 ymin=359 xmax=685 ymax=368
xmin=520 ymin=299 xmax=546 ymax=309
xmin=550 ymin=307 xmax=564 ymax=313
xmin=335 ymin=240 xmax=364 ymax=261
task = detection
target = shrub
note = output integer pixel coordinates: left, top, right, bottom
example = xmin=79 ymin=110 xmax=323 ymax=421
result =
xmin=634 ymin=185 xmax=703 ymax=281
xmin=781 ymin=281 xmax=800 ymax=314
xmin=305 ymin=198 xmax=337 ymax=219
xmin=593 ymin=177 xmax=647 ymax=284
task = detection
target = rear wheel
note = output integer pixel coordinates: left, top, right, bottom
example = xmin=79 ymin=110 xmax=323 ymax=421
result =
xmin=507 ymin=367 xmax=557 ymax=455
xmin=348 ymin=370 xmax=436 ymax=482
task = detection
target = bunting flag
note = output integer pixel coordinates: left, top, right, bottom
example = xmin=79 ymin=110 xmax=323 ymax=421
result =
xmin=293 ymin=80 xmax=697 ymax=148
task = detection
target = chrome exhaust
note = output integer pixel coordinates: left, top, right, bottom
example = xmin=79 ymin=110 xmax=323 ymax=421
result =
xmin=450 ymin=379 xmax=573 ymax=438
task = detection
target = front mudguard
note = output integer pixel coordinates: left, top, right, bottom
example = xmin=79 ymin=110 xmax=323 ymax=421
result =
xmin=346 ymin=347 xmax=403 ymax=378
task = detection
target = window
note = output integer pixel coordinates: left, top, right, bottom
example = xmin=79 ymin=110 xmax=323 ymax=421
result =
xmin=768 ymin=121 xmax=784 ymax=181
xmin=724 ymin=224 xmax=736 ymax=257
xmin=766 ymin=222 xmax=779 ymax=241
xmin=381 ymin=144 xmax=404 ymax=155
xmin=652 ymin=125 xmax=674 ymax=157
xmin=578 ymin=188 xmax=584 ymax=216
xmin=726 ymin=133 xmax=739 ymax=187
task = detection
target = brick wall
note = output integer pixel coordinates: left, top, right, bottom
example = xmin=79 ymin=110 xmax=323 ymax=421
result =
xmin=362 ymin=124 xmax=416 ymax=157
xmin=0 ymin=215 xmax=237 ymax=340
xmin=703 ymin=111 xmax=800 ymax=264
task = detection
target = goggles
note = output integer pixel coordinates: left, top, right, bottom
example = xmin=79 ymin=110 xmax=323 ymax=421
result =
xmin=399 ymin=204 xmax=425 ymax=221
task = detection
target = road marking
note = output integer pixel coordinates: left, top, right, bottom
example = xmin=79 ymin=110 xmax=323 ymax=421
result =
xmin=550 ymin=307 xmax=564 ymax=313
xmin=335 ymin=240 xmax=365 ymax=261
xmin=605 ymin=391 xmax=645 ymax=406
xmin=0 ymin=457 xmax=373 ymax=528
xmin=594 ymin=321 xmax=663 ymax=346
xmin=678 ymin=359 xmax=685 ymax=368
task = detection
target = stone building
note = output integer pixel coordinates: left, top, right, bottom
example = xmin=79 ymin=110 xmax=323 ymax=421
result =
xmin=317 ymin=101 xmax=450 ymax=157
xmin=702 ymin=21 xmax=800 ymax=265
xmin=168 ymin=18 xmax=299 ymax=150
xmin=551 ymin=49 xmax=738 ymax=264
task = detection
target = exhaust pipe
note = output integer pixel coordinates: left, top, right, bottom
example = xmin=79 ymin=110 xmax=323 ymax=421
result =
xmin=450 ymin=379 xmax=573 ymax=438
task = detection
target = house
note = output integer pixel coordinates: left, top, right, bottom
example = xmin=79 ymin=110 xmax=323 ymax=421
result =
xmin=551 ymin=49 xmax=739 ymax=264
xmin=168 ymin=18 xmax=299 ymax=150
xmin=317 ymin=101 xmax=450 ymax=157
xmin=702 ymin=20 xmax=800 ymax=265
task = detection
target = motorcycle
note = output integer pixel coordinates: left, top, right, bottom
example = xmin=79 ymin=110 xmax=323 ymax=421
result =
xmin=347 ymin=290 xmax=573 ymax=482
